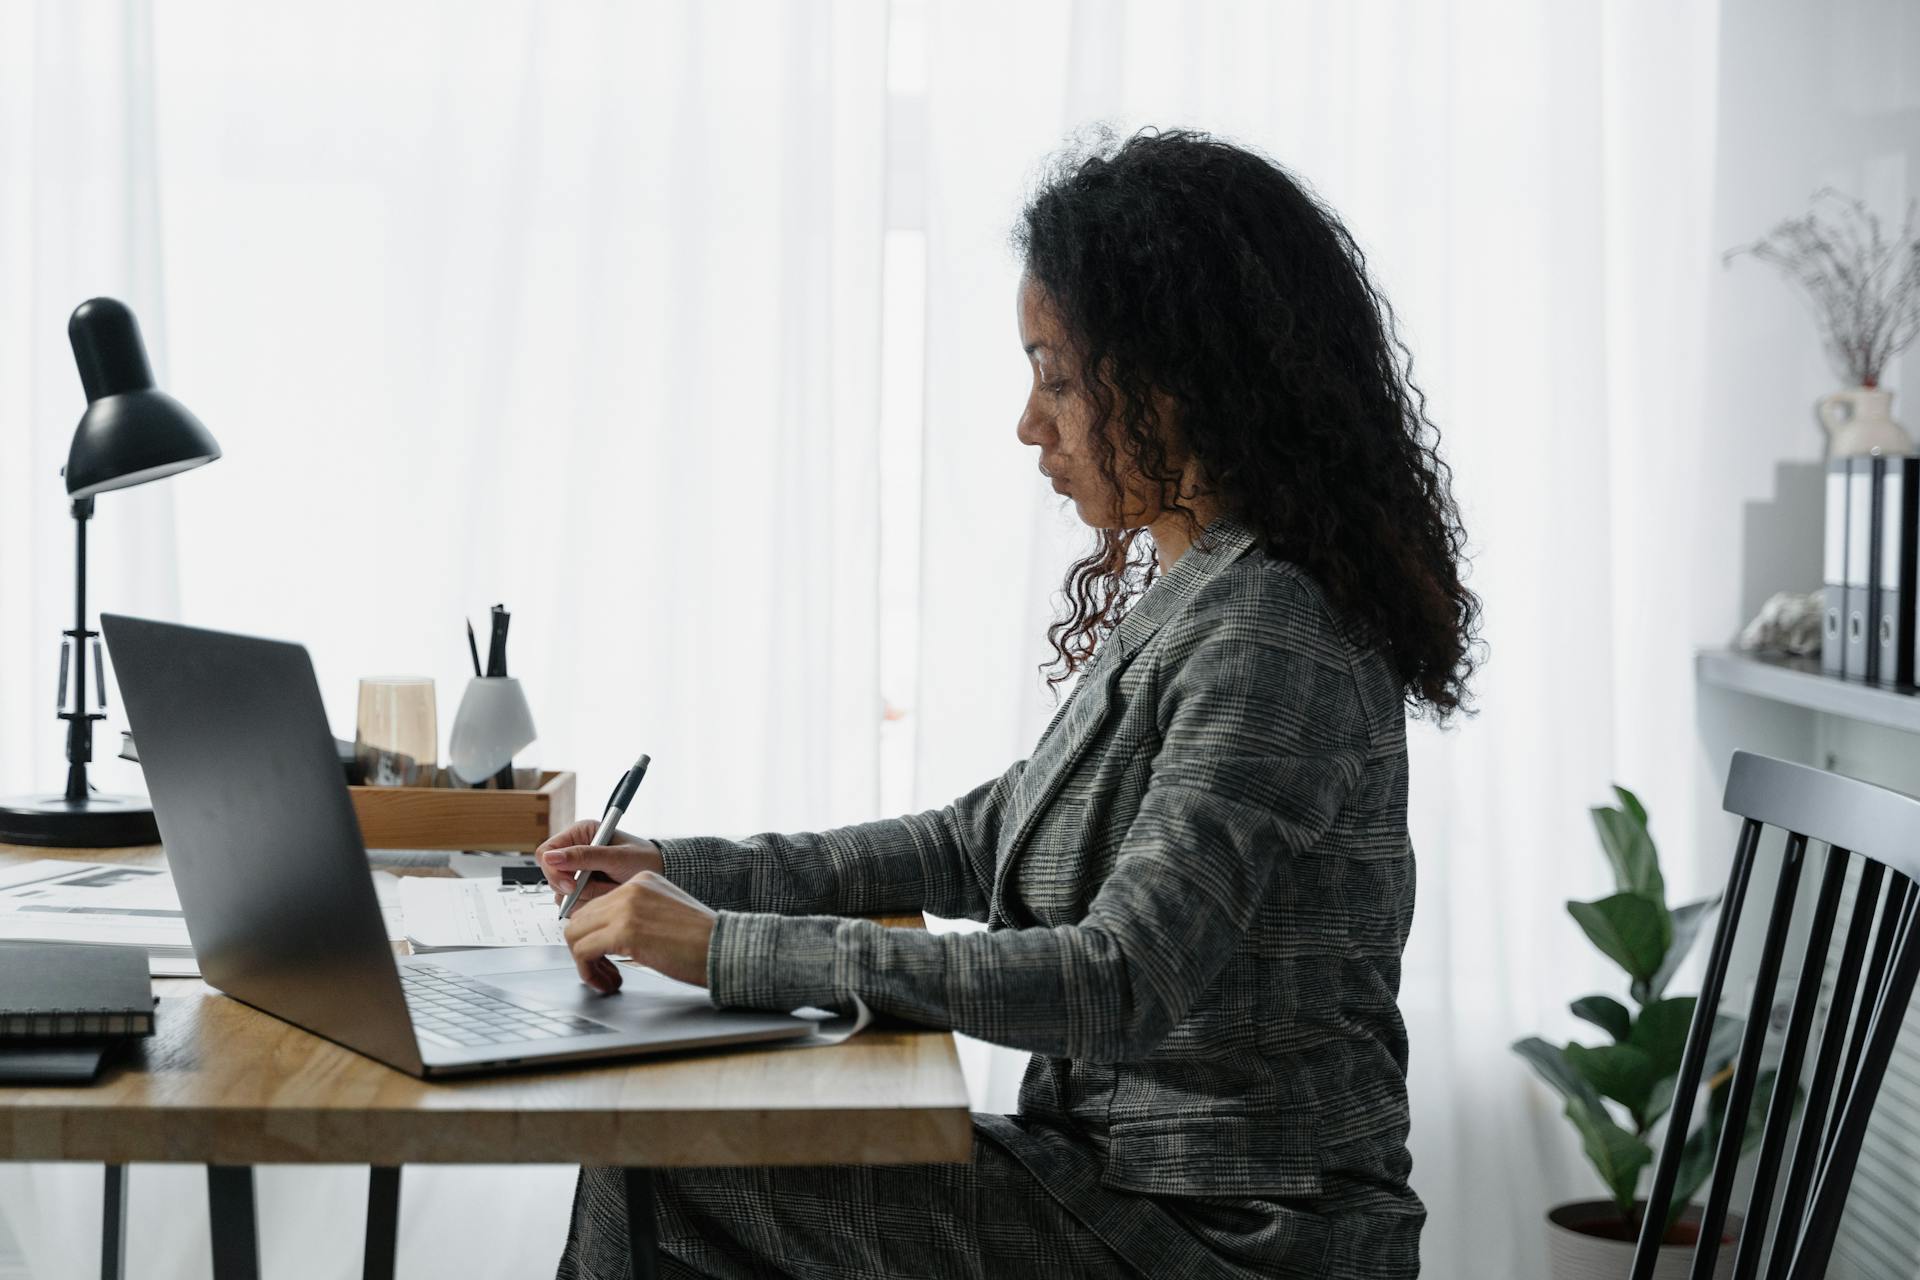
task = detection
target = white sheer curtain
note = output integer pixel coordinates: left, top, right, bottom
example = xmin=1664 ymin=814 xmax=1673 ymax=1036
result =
xmin=2 ymin=1 xmax=888 ymax=1276
xmin=5 ymin=0 xmax=893 ymax=834
xmin=0 ymin=0 xmax=182 ymax=812
xmin=2 ymin=1 xmax=1727 ymax=1277
xmin=149 ymin=0 xmax=890 ymax=838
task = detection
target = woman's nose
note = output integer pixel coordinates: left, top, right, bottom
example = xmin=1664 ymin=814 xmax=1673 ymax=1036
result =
xmin=1016 ymin=399 xmax=1049 ymax=448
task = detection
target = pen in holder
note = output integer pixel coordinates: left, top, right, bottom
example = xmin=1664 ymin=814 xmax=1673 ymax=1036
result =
xmin=447 ymin=677 xmax=536 ymax=789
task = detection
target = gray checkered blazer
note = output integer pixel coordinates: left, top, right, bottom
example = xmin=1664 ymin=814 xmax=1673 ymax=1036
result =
xmin=655 ymin=516 xmax=1424 ymax=1277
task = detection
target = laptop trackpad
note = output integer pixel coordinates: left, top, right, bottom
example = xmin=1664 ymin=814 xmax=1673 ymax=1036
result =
xmin=418 ymin=946 xmax=814 ymax=1043
xmin=430 ymin=945 xmax=712 ymax=1007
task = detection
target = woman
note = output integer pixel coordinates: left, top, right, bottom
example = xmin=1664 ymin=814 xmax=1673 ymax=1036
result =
xmin=541 ymin=127 xmax=1478 ymax=1279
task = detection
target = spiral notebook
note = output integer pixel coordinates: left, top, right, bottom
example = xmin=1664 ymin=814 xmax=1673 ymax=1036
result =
xmin=0 ymin=940 xmax=156 ymax=1039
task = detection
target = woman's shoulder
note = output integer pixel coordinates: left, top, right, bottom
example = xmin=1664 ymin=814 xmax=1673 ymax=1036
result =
xmin=1176 ymin=551 xmax=1404 ymax=717
xmin=1180 ymin=548 xmax=1346 ymax=646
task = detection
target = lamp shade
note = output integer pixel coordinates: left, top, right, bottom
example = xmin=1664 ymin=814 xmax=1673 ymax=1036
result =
xmin=62 ymin=298 xmax=220 ymax=499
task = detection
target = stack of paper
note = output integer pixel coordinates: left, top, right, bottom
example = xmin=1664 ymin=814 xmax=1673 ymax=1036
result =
xmin=0 ymin=862 xmax=196 ymax=976
xmin=0 ymin=860 xmax=405 ymax=977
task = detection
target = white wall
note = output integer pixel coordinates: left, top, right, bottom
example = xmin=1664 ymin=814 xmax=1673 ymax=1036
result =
xmin=1696 ymin=3 xmax=1920 ymax=1273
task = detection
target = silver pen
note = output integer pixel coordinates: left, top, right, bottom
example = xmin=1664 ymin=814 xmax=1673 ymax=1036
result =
xmin=557 ymin=753 xmax=651 ymax=920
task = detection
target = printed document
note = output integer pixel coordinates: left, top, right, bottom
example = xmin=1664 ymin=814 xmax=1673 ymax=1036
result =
xmin=398 ymin=877 xmax=568 ymax=951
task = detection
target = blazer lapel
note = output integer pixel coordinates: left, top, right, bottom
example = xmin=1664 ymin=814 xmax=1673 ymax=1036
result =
xmin=992 ymin=518 xmax=1261 ymax=912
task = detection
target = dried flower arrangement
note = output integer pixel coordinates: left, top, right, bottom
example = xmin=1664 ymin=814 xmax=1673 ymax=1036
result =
xmin=1724 ymin=188 xmax=1920 ymax=388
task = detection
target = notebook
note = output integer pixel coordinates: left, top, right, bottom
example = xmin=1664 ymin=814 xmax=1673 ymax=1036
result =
xmin=0 ymin=941 xmax=156 ymax=1039
xmin=0 ymin=1044 xmax=113 ymax=1084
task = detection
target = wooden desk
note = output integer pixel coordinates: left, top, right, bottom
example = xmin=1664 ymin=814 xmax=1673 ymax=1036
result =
xmin=0 ymin=843 xmax=972 ymax=1280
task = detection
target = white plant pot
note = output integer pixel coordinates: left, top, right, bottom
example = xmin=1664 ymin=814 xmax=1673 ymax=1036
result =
xmin=1546 ymin=1200 xmax=1740 ymax=1280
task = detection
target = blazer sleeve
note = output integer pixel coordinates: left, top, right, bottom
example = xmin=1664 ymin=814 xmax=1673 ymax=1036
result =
xmin=701 ymin=569 xmax=1374 ymax=1062
xmin=653 ymin=760 xmax=1024 ymax=922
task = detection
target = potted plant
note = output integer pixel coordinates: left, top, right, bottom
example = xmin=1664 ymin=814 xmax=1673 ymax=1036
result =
xmin=1724 ymin=187 xmax=1920 ymax=458
xmin=1514 ymin=786 xmax=1789 ymax=1280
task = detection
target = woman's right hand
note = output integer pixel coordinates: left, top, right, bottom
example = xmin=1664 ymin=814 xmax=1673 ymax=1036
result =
xmin=536 ymin=821 xmax=664 ymax=908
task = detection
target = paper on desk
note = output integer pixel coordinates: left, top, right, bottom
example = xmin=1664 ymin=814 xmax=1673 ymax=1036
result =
xmin=398 ymin=877 xmax=568 ymax=951
xmin=0 ymin=860 xmax=407 ymax=977
xmin=0 ymin=861 xmax=192 ymax=974
xmin=370 ymin=870 xmax=404 ymax=937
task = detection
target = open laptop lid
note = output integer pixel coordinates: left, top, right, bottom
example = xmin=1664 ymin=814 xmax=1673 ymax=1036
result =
xmin=102 ymin=615 xmax=424 ymax=1075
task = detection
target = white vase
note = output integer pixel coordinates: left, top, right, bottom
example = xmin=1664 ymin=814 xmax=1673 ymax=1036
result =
xmin=1817 ymin=386 xmax=1914 ymax=458
xmin=447 ymin=677 xmax=537 ymax=785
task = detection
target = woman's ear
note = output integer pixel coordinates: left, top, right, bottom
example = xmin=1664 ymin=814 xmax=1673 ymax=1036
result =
xmin=1148 ymin=385 xmax=1184 ymax=440
xmin=1148 ymin=389 xmax=1193 ymax=475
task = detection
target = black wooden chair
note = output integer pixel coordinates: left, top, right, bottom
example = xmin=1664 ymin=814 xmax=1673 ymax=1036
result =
xmin=1630 ymin=750 xmax=1920 ymax=1280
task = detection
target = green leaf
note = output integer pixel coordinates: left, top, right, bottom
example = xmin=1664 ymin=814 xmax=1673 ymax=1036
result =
xmin=1644 ymin=1010 xmax=1739 ymax=1130
xmin=1571 ymin=994 xmax=1634 ymax=1043
xmin=1667 ymin=1068 xmax=1790 ymax=1232
xmin=1592 ymin=800 xmax=1665 ymax=901
xmin=1634 ymin=998 xmax=1699 ymax=1126
xmin=1614 ymin=784 xmax=1649 ymax=831
xmin=1514 ymin=1036 xmax=1608 ymax=1114
xmin=1516 ymin=1036 xmax=1654 ymax=1211
xmin=1647 ymin=1074 xmax=1677 ymax=1129
xmin=1631 ymin=998 xmax=1698 ymax=1078
xmin=1567 ymin=1042 xmax=1658 ymax=1123
xmin=1646 ymin=896 xmax=1720 ymax=1002
xmin=1668 ymin=1059 xmax=1739 ymax=1227
xmin=1569 ymin=893 xmax=1674 ymax=988
xmin=1670 ymin=1112 xmax=1718 ymax=1228
xmin=1567 ymin=1095 xmax=1655 ymax=1215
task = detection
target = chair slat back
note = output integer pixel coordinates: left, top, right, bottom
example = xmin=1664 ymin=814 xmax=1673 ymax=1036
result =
xmin=1629 ymin=751 xmax=1920 ymax=1280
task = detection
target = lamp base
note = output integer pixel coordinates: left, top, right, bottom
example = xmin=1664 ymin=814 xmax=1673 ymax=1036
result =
xmin=0 ymin=792 xmax=160 ymax=848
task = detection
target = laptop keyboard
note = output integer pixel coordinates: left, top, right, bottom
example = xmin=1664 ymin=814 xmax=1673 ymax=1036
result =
xmin=400 ymin=963 xmax=614 ymax=1050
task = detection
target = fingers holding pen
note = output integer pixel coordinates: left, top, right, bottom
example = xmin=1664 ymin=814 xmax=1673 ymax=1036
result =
xmin=538 ymin=838 xmax=663 ymax=904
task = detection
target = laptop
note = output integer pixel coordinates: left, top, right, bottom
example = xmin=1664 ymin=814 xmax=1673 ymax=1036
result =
xmin=101 ymin=614 xmax=813 ymax=1077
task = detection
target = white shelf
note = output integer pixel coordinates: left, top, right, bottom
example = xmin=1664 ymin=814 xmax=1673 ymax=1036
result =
xmin=1695 ymin=649 xmax=1920 ymax=735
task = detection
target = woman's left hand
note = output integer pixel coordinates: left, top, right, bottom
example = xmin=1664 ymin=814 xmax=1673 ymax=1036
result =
xmin=562 ymin=870 xmax=717 ymax=994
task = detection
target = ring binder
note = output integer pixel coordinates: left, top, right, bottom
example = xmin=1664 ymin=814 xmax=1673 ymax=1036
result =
xmin=0 ymin=1009 xmax=154 ymax=1038
xmin=1845 ymin=457 xmax=1878 ymax=679
xmin=1824 ymin=458 xmax=1848 ymax=678
xmin=1876 ymin=456 xmax=1920 ymax=687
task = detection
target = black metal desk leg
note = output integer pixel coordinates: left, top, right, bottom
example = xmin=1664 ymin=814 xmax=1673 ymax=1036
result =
xmin=625 ymin=1167 xmax=658 ymax=1280
xmin=206 ymin=1165 xmax=260 ymax=1280
xmin=364 ymin=1166 xmax=401 ymax=1280
xmin=101 ymin=1164 xmax=128 ymax=1280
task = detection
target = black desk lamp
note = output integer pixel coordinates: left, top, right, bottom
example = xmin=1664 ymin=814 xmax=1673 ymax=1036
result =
xmin=0 ymin=298 xmax=221 ymax=847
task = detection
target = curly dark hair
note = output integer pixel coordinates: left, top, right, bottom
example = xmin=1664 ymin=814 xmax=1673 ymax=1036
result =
xmin=1015 ymin=127 xmax=1480 ymax=721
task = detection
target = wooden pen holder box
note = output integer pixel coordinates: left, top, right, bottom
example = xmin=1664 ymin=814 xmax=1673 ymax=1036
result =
xmin=348 ymin=769 xmax=576 ymax=852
